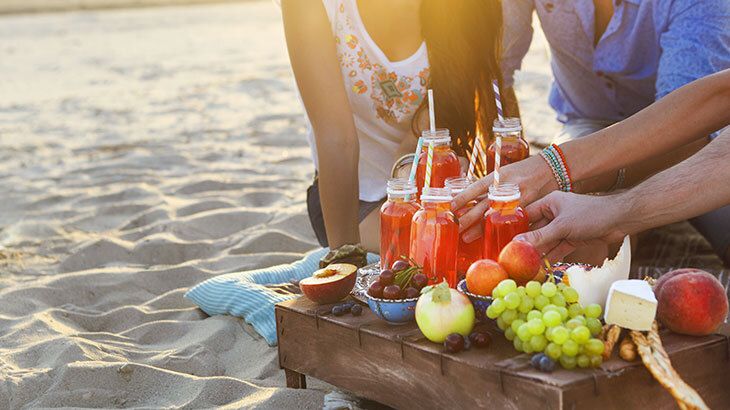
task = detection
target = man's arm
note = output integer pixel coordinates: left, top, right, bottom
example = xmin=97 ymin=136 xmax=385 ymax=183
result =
xmin=500 ymin=0 xmax=535 ymax=107
xmin=520 ymin=128 xmax=730 ymax=260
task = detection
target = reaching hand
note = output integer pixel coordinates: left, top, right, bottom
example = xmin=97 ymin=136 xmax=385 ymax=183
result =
xmin=514 ymin=191 xmax=629 ymax=262
xmin=451 ymin=155 xmax=558 ymax=243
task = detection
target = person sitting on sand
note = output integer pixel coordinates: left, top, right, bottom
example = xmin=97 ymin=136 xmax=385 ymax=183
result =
xmin=281 ymin=0 xmax=506 ymax=267
xmin=459 ymin=0 xmax=730 ymax=263
xmin=459 ymin=70 xmax=730 ymax=262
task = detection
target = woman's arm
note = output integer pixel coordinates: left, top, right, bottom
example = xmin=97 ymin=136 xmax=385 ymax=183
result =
xmin=519 ymin=127 xmax=730 ymax=261
xmin=454 ymin=69 xmax=730 ymax=241
xmin=282 ymin=0 xmax=361 ymax=249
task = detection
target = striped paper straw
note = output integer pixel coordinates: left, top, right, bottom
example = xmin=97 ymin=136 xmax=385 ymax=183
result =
xmin=424 ymin=141 xmax=434 ymax=189
xmin=405 ymin=136 xmax=423 ymax=200
xmin=492 ymin=79 xmax=503 ymax=187
xmin=467 ymin=131 xmax=486 ymax=179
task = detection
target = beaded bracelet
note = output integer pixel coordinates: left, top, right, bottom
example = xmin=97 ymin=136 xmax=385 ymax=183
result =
xmin=539 ymin=144 xmax=573 ymax=192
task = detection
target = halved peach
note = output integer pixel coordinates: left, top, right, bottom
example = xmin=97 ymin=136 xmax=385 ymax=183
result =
xmin=299 ymin=263 xmax=358 ymax=304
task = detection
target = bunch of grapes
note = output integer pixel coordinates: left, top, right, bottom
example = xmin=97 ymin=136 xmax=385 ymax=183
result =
xmin=486 ymin=279 xmax=605 ymax=370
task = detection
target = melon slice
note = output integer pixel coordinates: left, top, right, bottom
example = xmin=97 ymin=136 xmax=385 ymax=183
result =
xmin=565 ymin=236 xmax=631 ymax=311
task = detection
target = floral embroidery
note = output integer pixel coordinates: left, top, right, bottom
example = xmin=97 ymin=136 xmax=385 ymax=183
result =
xmin=352 ymin=80 xmax=368 ymax=94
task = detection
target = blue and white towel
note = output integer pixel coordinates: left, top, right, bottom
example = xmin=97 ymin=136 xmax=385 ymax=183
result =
xmin=185 ymin=248 xmax=379 ymax=345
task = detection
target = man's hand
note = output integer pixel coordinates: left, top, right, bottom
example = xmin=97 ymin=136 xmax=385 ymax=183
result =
xmin=514 ymin=191 xmax=629 ymax=262
xmin=451 ymin=155 xmax=558 ymax=243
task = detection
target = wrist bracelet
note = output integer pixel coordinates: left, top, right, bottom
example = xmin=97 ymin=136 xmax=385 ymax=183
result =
xmin=539 ymin=144 xmax=573 ymax=192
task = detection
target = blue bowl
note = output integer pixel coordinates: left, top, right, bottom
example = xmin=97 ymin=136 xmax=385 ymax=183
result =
xmin=366 ymin=295 xmax=418 ymax=324
xmin=457 ymin=279 xmax=493 ymax=323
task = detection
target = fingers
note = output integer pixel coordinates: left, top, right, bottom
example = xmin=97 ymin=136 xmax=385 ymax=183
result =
xmin=544 ymin=241 xmax=577 ymax=263
xmin=457 ymin=198 xmax=489 ymax=233
xmin=525 ymin=192 xmax=560 ymax=224
xmin=452 ymin=173 xmax=492 ymax=210
xmin=514 ymin=218 xmax=566 ymax=255
xmin=461 ymin=221 xmax=483 ymax=243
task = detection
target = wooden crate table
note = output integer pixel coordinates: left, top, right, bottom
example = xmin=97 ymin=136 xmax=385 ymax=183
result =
xmin=276 ymin=296 xmax=730 ymax=409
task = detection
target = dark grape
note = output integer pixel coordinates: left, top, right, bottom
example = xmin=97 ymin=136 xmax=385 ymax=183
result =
xmin=391 ymin=259 xmax=410 ymax=271
xmin=351 ymin=304 xmax=363 ymax=316
xmin=539 ymin=356 xmax=556 ymax=373
xmin=469 ymin=331 xmax=492 ymax=349
xmin=404 ymin=287 xmax=420 ymax=299
xmin=379 ymin=270 xmax=395 ymax=285
xmin=411 ymin=273 xmax=429 ymax=290
xmin=340 ymin=302 xmax=353 ymax=313
xmin=444 ymin=333 xmax=465 ymax=353
xmin=531 ymin=353 xmax=544 ymax=369
xmin=382 ymin=285 xmax=402 ymax=300
xmin=332 ymin=306 xmax=345 ymax=316
xmin=368 ymin=281 xmax=384 ymax=298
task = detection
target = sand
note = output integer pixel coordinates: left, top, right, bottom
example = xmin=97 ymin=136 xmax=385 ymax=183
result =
xmin=0 ymin=1 xmax=558 ymax=408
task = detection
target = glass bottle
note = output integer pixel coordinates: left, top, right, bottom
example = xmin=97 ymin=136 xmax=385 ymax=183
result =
xmin=379 ymin=178 xmax=420 ymax=270
xmin=415 ymin=129 xmax=461 ymax=199
xmin=445 ymin=176 xmax=483 ymax=281
xmin=410 ymin=187 xmax=459 ymax=288
xmin=483 ymin=183 xmax=529 ymax=261
xmin=487 ymin=118 xmax=529 ymax=173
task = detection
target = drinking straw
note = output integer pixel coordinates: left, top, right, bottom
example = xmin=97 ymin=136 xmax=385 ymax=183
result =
xmin=467 ymin=131 xmax=487 ymax=179
xmin=428 ymin=89 xmax=436 ymax=133
xmin=424 ymin=141 xmax=435 ymax=189
xmin=492 ymin=80 xmax=504 ymax=187
xmin=406 ymin=89 xmax=436 ymax=198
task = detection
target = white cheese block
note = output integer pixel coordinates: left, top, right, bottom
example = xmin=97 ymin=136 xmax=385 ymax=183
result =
xmin=604 ymin=280 xmax=657 ymax=331
xmin=565 ymin=236 xmax=631 ymax=310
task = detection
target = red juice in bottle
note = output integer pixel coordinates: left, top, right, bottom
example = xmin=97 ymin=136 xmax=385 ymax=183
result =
xmin=445 ymin=176 xmax=482 ymax=281
xmin=416 ymin=129 xmax=461 ymax=198
xmin=380 ymin=178 xmax=420 ymax=270
xmin=409 ymin=187 xmax=459 ymax=288
xmin=487 ymin=118 xmax=529 ymax=173
xmin=483 ymin=183 xmax=529 ymax=261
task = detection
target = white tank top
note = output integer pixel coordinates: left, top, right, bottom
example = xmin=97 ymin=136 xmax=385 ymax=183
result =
xmin=307 ymin=0 xmax=430 ymax=201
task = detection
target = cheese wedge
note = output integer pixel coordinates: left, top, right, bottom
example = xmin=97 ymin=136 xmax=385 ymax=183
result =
xmin=565 ymin=236 xmax=631 ymax=310
xmin=604 ymin=280 xmax=657 ymax=331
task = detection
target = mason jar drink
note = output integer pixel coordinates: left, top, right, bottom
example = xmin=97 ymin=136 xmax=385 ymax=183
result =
xmin=445 ymin=176 xmax=482 ymax=281
xmin=483 ymin=183 xmax=529 ymax=261
xmin=410 ymin=187 xmax=459 ymax=287
xmin=380 ymin=178 xmax=420 ymax=270
xmin=415 ymin=129 xmax=461 ymax=198
xmin=487 ymin=118 xmax=529 ymax=173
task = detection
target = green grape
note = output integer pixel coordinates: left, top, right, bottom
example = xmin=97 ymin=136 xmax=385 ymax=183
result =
xmin=541 ymin=304 xmax=558 ymax=314
xmin=534 ymin=295 xmax=550 ymax=310
xmin=562 ymin=340 xmax=579 ymax=357
xmin=504 ymin=292 xmax=521 ymax=310
xmin=518 ymin=296 xmax=534 ymax=313
xmin=551 ymin=326 xmax=570 ymax=345
xmin=527 ymin=310 xmax=542 ymax=321
xmin=518 ymin=312 xmax=528 ymax=321
xmin=511 ymin=319 xmax=525 ymax=334
xmin=491 ymin=298 xmax=506 ymax=315
xmin=542 ymin=310 xmax=562 ymax=327
xmin=557 ymin=306 xmax=569 ymax=321
xmin=566 ymin=319 xmax=582 ymax=330
xmin=557 ymin=282 xmax=567 ymax=292
xmin=516 ymin=287 xmax=526 ymax=298
xmin=498 ymin=279 xmax=517 ymax=295
xmin=585 ymin=339 xmax=605 ymax=356
xmin=568 ymin=303 xmax=584 ymax=318
xmin=563 ymin=287 xmax=579 ymax=303
xmin=492 ymin=287 xmax=504 ymax=299
xmin=545 ymin=342 xmax=562 ymax=360
xmin=577 ymin=354 xmax=591 ymax=368
xmin=545 ymin=326 xmax=555 ymax=341
xmin=559 ymin=355 xmax=577 ymax=369
xmin=530 ymin=334 xmax=548 ymax=352
xmin=501 ymin=309 xmax=518 ymax=325
xmin=504 ymin=327 xmax=516 ymax=341
xmin=527 ymin=318 xmax=546 ymax=335
xmin=550 ymin=293 xmax=567 ymax=308
xmin=590 ymin=355 xmax=603 ymax=368
xmin=497 ymin=316 xmax=508 ymax=331
xmin=571 ymin=326 xmax=591 ymax=344
xmin=522 ymin=341 xmax=534 ymax=354
xmin=525 ymin=281 xmax=541 ymax=298
xmin=513 ymin=338 xmax=523 ymax=352
xmin=585 ymin=303 xmax=602 ymax=319
xmin=586 ymin=318 xmax=603 ymax=336
xmin=517 ymin=323 xmax=532 ymax=342
xmin=486 ymin=304 xmax=499 ymax=319
xmin=578 ymin=344 xmax=585 ymax=355
xmin=573 ymin=315 xmax=587 ymax=325
xmin=541 ymin=282 xmax=558 ymax=297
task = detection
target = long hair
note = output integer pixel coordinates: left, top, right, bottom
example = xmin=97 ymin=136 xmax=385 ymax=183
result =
xmin=413 ymin=0 xmax=504 ymax=177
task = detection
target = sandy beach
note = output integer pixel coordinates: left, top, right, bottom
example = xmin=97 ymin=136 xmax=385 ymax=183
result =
xmin=1 ymin=1 xmax=721 ymax=408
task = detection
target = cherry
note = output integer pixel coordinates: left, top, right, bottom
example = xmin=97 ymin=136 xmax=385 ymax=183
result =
xmin=411 ymin=273 xmax=429 ymax=289
xmin=379 ymin=269 xmax=395 ymax=285
xmin=368 ymin=281 xmax=384 ymax=298
xmin=469 ymin=331 xmax=491 ymax=349
xmin=391 ymin=260 xmax=410 ymax=272
xmin=444 ymin=333 xmax=465 ymax=353
xmin=404 ymin=287 xmax=420 ymax=299
xmin=382 ymin=285 xmax=402 ymax=300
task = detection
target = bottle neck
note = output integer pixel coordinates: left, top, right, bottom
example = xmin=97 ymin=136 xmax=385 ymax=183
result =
xmin=387 ymin=192 xmax=417 ymax=202
xmin=489 ymin=198 xmax=520 ymax=211
xmin=422 ymin=201 xmax=452 ymax=212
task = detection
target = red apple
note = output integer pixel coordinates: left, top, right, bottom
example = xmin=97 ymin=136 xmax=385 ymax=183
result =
xmin=299 ymin=263 xmax=358 ymax=304
xmin=657 ymin=270 xmax=728 ymax=336
xmin=654 ymin=268 xmax=702 ymax=299
xmin=498 ymin=240 xmax=545 ymax=285
xmin=466 ymin=259 xmax=508 ymax=296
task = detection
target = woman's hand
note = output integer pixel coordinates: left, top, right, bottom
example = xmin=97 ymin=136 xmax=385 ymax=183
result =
xmin=451 ymin=154 xmax=558 ymax=243
xmin=514 ymin=191 xmax=628 ymax=262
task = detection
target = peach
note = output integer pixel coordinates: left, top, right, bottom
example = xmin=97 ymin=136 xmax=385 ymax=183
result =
xmin=653 ymin=268 xmax=702 ymax=299
xmin=657 ymin=270 xmax=728 ymax=336
xmin=299 ymin=263 xmax=357 ymax=304
xmin=466 ymin=259 xmax=508 ymax=296
xmin=498 ymin=240 xmax=545 ymax=285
